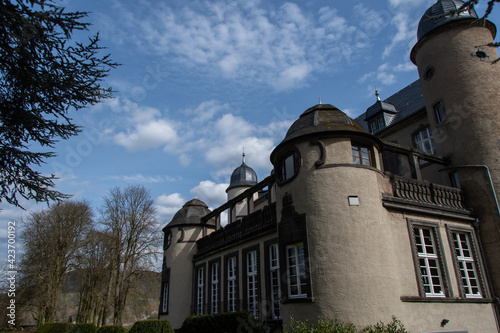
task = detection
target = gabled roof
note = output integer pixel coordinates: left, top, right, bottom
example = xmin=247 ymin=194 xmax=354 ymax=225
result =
xmin=356 ymin=80 xmax=426 ymax=133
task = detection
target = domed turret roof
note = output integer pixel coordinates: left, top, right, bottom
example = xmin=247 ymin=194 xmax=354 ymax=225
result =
xmin=227 ymin=154 xmax=258 ymax=191
xmin=165 ymin=198 xmax=214 ymax=228
xmin=417 ymin=0 xmax=478 ymax=40
xmin=281 ymin=104 xmax=367 ymax=144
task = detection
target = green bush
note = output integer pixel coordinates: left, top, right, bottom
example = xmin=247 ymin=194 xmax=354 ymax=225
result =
xmin=362 ymin=317 xmax=408 ymax=333
xmin=69 ymin=323 xmax=97 ymax=333
xmin=284 ymin=317 xmax=357 ymax=333
xmin=95 ymin=325 xmax=126 ymax=333
xmin=181 ymin=311 xmax=264 ymax=333
xmin=36 ymin=322 xmax=73 ymax=333
xmin=129 ymin=319 xmax=173 ymax=333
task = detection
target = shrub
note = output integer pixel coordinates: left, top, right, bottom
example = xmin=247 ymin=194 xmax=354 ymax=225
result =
xmin=362 ymin=316 xmax=408 ymax=333
xmin=181 ymin=311 xmax=264 ymax=333
xmin=284 ymin=316 xmax=357 ymax=333
xmin=69 ymin=323 xmax=97 ymax=333
xmin=36 ymin=322 xmax=73 ymax=333
xmin=95 ymin=325 xmax=126 ymax=333
xmin=129 ymin=319 xmax=174 ymax=333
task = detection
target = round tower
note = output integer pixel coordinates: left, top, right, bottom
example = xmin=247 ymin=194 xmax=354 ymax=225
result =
xmin=270 ymin=104 xmax=404 ymax=326
xmin=226 ymin=153 xmax=258 ymax=221
xmin=159 ymin=199 xmax=214 ymax=329
xmin=411 ymin=0 xmax=500 ymax=299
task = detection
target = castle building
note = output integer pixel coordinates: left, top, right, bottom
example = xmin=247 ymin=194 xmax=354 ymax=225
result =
xmin=159 ymin=1 xmax=500 ymax=331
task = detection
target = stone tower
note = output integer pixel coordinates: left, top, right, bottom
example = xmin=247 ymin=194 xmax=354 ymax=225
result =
xmin=411 ymin=0 xmax=500 ymax=300
xmin=159 ymin=199 xmax=215 ymax=328
xmin=270 ymin=104 xmax=400 ymax=325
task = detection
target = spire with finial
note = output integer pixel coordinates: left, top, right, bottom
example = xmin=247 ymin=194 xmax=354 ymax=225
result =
xmin=242 ymin=147 xmax=246 ymax=164
xmin=375 ymin=88 xmax=381 ymax=101
xmin=318 ymin=97 xmax=322 ymax=105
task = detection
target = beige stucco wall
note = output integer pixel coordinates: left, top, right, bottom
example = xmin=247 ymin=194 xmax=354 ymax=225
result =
xmin=274 ymin=137 xmax=497 ymax=332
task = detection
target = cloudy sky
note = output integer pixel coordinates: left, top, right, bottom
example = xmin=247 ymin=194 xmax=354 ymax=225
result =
xmin=2 ymin=0 xmax=500 ymax=249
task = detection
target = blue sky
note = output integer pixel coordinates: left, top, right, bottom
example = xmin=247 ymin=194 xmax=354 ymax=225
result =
xmin=2 ymin=0 xmax=500 ymax=245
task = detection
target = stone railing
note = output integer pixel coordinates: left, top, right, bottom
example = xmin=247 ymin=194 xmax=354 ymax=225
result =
xmin=196 ymin=203 xmax=277 ymax=257
xmin=391 ymin=176 xmax=465 ymax=210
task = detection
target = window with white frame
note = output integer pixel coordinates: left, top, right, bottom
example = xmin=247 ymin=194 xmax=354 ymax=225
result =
xmin=414 ymin=127 xmax=437 ymax=154
xmin=451 ymin=231 xmax=482 ymax=298
xmin=247 ymin=250 xmax=259 ymax=319
xmin=196 ymin=266 xmax=205 ymax=314
xmin=269 ymin=243 xmax=281 ymax=319
xmin=162 ymin=282 xmax=169 ymax=313
xmin=412 ymin=226 xmax=446 ymax=297
xmin=227 ymin=257 xmax=237 ymax=312
xmin=211 ymin=262 xmax=220 ymax=314
xmin=286 ymin=243 xmax=307 ymax=298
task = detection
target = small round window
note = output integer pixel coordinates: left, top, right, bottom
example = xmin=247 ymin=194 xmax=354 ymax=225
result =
xmin=277 ymin=150 xmax=301 ymax=184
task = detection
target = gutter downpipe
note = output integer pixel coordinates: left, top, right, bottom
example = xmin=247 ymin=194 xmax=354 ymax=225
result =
xmin=439 ymin=165 xmax=500 ymax=330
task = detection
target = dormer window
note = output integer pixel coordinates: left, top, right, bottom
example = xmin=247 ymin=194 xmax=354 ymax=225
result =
xmin=369 ymin=116 xmax=385 ymax=133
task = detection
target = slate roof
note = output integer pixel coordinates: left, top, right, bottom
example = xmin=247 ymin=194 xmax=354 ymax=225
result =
xmin=355 ymin=79 xmax=426 ymax=133
xmin=417 ymin=0 xmax=478 ymax=41
xmin=166 ymin=198 xmax=214 ymax=228
xmin=227 ymin=161 xmax=258 ymax=190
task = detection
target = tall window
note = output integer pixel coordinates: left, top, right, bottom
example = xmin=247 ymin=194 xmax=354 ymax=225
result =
xmin=269 ymin=244 xmax=281 ymax=319
xmin=196 ymin=266 xmax=205 ymax=314
xmin=450 ymin=231 xmax=482 ymax=298
xmin=411 ymin=226 xmax=446 ymax=297
xmin=286 ymin=243 xmax=307 ymax=298
xmin=246 ymin=250 xmax=259 ymax=319
xmin=352 ymin=143 xmax=372 ymax=166
xmin=210 ymin=262 xmax=220 ymax=314
xmin=227 ymin=256 xmax=237 ymax=312
xmin=162 ymin=282 xmax=169 ymax=313
xmin=414 ymin=127 xmax=436 ymax=154
xmin=434 ymin=102 xmax=445 ymax=124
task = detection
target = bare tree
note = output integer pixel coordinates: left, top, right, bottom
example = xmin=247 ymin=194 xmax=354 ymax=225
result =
xmin=18 ymin=200 xmax=93 ymax=325
xmin=75 ymin=229 xmax=113 ymax=326
xmin=100 ymin=185 xmax=160 ymax=325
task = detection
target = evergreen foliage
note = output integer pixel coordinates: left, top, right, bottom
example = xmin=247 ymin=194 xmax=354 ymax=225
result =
xmin=129 ymin=319 xmax=174 ymax=333
xmin=95 ymin=325 xmax=126 ymax=333
xmin=180 ymin=312 xmax=265 ymax=333
xmin=69 ymin=323 xmax=97 ymax=333
xmin=0 ymin=0 xmax=117 ymax=208
xmin=36 ymin=322 xmax=73 ymax=333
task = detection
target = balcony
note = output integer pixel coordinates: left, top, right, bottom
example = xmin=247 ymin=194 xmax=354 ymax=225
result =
xmin=196 ymin=203 xmax=277 ymax=258
xmin=383 ymin=176 xmax=471 ymax=218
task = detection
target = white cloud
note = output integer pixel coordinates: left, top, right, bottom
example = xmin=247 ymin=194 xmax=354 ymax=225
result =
xmin=156 ymin=193 xmax=186 ymax=222
xmin=104 ymin=174 xmax=179 ymax=183
xmin=102 ymin=1 xmax=370 ymax=91
xmin=190 ymin=180 xmax=228 ymax=208
xmin=114 ymin=119 xmax=178 ymax=151
xmin=273 ymin=63 xmax=313 ymax=91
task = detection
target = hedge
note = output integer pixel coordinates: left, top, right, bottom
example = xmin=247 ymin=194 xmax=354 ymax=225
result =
xmin=129 ymin=319 xmax=174 ymax=333
xmin=180 ymin=311 xmax=264 ymax=333
xmin=36 ymin=322 xmax=73 ymax=333
xmin=95 ymin=325 xmax=126 ymax=333
xmin=69 ymin=323 xmax=97 ymax=333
